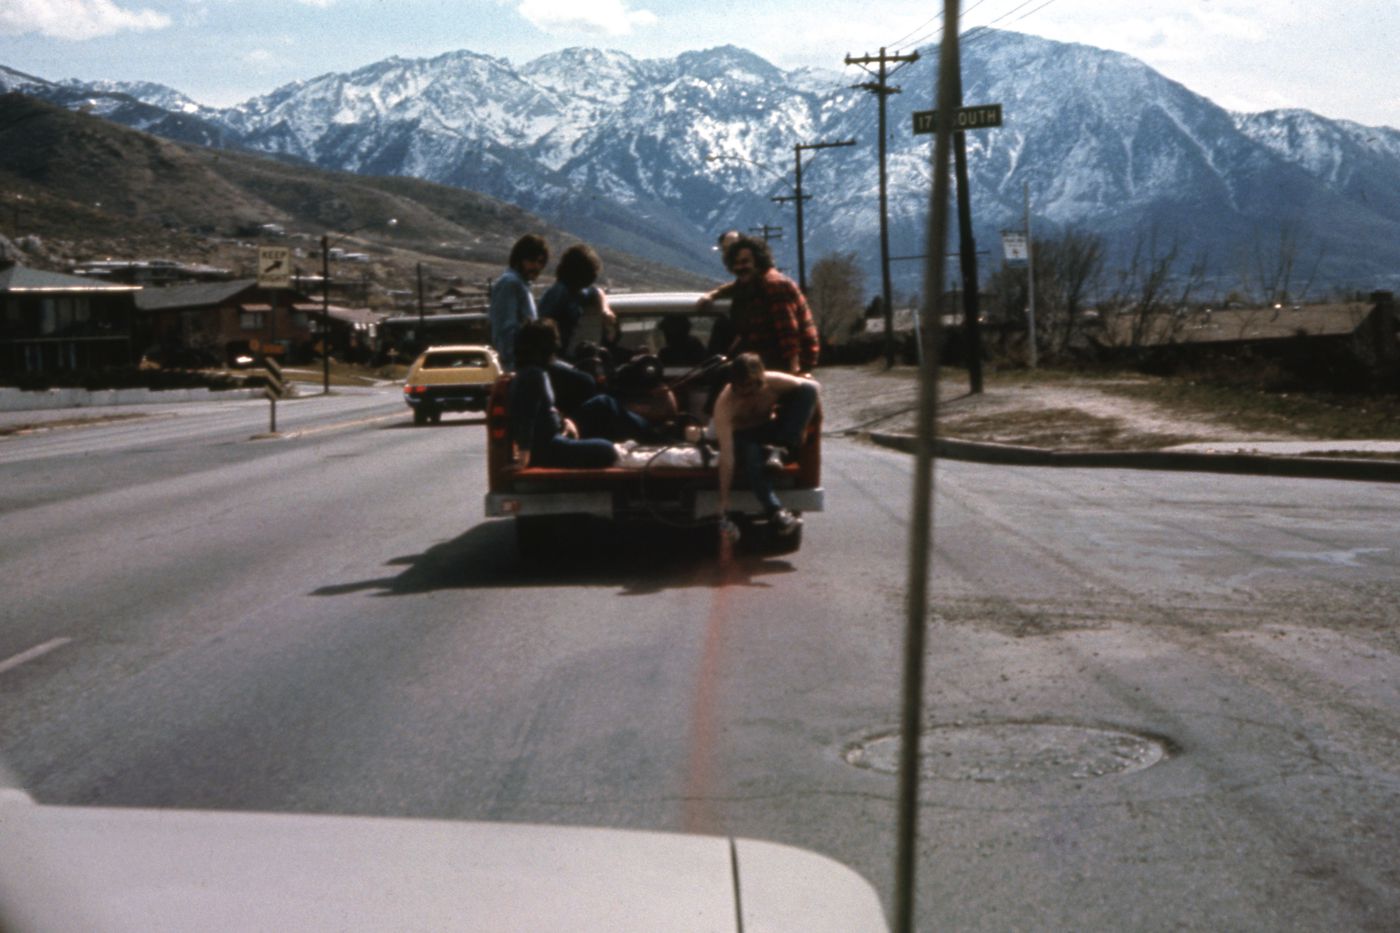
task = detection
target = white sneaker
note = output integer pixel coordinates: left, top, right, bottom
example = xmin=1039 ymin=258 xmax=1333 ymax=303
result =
xmin=770 ymin=508 xmax=800 ymax=536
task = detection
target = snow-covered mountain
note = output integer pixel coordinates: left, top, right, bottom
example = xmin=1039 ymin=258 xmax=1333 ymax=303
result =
xmin=5 ymin=31 xmax=1399 ymax=290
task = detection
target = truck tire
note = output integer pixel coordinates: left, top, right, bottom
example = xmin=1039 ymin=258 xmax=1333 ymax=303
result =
xmin=766 ymin=521 xmax=803 ymax=555
xmin=413 ymin=408 xmax=430 ymax=426
xmin=728 ymin=515 xmax=803 ymax=556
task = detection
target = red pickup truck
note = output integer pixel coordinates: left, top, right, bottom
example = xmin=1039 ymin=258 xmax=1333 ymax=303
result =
xmin=483 ymin=293 xmax=823 ymax=558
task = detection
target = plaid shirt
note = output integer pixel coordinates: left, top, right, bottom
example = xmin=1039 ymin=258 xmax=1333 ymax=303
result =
xmin=732 ymin=269 xmax=820 ymax=372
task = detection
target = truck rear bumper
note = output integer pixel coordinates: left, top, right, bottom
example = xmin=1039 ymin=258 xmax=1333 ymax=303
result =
xmin=485 ymin=488 xmax=824 ymax=520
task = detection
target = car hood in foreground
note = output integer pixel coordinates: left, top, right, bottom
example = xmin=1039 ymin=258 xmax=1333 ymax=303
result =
xmin=0 ymin=791 xmax=886 ymax=932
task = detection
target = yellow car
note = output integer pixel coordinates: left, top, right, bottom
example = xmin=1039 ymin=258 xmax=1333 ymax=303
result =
xmin=403 ymin=345 xmax=502 ymax=425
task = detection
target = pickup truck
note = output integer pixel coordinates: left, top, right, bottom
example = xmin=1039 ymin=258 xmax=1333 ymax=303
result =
xmin=484 ymin=293 xmax=823 ymax=557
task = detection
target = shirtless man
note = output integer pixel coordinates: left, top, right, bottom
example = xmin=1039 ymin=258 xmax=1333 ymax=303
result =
xmin=712 ymin=352 xmax=820 ymax=538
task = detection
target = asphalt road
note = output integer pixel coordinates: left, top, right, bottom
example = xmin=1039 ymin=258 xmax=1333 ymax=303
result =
xmin=2 ymin=387 xmax=1398 ymax=931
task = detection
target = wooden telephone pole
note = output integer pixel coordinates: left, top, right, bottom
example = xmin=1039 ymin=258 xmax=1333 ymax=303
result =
xmin=847 ymin=47 xmax=920 ymax=367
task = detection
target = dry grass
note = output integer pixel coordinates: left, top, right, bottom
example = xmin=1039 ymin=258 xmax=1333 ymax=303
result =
xmin=941 ymin=408 xmax=1200 ymax=451
xmin=820 ymin=362 xmax=1400 ymax=455
xmin=1113 ymin=380 xmax=1400 ymax=440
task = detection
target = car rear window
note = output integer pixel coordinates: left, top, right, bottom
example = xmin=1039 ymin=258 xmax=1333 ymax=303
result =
xmin=613 ymin=312 xmax=725 ymax=362
xmin=423 ymin=351 xmax=491 ymax=369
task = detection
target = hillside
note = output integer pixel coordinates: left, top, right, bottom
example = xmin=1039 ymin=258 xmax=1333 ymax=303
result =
xmin=0 ymin=93 xmax=713 ymax=298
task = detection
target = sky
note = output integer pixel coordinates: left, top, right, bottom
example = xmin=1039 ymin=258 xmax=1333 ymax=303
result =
xmin=1 ymin=0 xmax=1397 ymax=128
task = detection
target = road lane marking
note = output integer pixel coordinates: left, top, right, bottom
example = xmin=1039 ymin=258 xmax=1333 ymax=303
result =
xmin=0 ymin=637 xmax=73 ymax=675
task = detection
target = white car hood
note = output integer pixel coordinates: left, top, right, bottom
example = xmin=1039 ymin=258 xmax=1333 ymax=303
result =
xmin=0 ymin=791 xmax=885 ymax=932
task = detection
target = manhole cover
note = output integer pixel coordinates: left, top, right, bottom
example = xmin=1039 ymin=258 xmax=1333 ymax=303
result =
xmin=845 ymin=722 xmax=1169 ymax=784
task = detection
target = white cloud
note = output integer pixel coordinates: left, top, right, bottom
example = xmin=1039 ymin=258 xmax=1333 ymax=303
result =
xmin=0 ymin=0 xmax=171 ymax=40
xmin=517 ymin=0 xmax=657 ymax=36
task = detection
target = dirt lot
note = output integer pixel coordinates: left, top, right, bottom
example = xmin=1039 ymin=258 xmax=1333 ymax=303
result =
xmin=817 ymin=362 xmax=1400 ymax=453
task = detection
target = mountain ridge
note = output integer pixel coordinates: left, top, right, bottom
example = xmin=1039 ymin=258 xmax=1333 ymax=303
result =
xmin=5 ymin=31 xmax=1398 ymax=294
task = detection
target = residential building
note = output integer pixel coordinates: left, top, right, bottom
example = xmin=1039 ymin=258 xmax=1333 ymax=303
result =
xmin=135 ymin=279 xmax=319 ymax=366
xmin=0 ymin=263 xmax=139 ymax=376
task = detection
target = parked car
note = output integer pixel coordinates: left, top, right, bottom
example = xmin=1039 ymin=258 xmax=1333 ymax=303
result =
xmin=403 ymin=345 xmax=502 ymax=425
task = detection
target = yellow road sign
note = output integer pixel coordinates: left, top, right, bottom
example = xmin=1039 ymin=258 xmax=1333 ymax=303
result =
xmin=257 ymin=247 xmax=292 ymax=288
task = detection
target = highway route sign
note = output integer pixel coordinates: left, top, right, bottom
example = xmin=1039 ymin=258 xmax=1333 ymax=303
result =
xmin=912 ymin=104 xmax=1003 ymax=135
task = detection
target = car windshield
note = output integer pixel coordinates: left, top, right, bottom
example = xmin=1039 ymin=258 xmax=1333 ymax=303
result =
xmin=422 ymin=351 xmax=491 ymax=369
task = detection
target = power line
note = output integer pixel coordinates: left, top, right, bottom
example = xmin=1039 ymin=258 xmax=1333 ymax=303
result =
xmin=885 ymin=11 xmax=943 ymax=51
xmin=890 ymin=0 xmax=994 ymax=51
xmin=968 ymin=0 xmax=1067 ymax=36
xmin=893 ymin=0 xmax=1067 ymax=55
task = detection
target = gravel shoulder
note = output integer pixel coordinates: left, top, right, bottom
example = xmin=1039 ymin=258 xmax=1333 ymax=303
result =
xmin=817 ymin=362 xmax=1400 ymax=457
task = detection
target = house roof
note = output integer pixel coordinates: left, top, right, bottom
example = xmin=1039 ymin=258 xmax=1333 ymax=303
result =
xmin=134 ymin=279 xmax=260 ymax=311
xmin=134 ymin=280 xmax=312 ymax=312
xmin=0 ymin=263 xmax=140 ymax=293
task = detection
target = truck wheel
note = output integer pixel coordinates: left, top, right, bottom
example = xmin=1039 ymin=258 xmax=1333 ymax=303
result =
xmin=413 ymin=409 xmax=429 ymax=426
xmin=766 ymin=521 xmax=803 ymax=555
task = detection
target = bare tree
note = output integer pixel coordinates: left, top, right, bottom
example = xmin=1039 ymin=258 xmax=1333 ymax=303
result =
xmin=987 ymin=227 xmax=1105 ymax=361
xmin=1109 ymin=228 xmax=1208 ymax=349
xmin=807 ymin=251 xmax=866 ymax=347
xmin=1237 ymin=220 xmax=1324 ymax=307
xmin=1036 ymin=228 xmax=1105 ymax=354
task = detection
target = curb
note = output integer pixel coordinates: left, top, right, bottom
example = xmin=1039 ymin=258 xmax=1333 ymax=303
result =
xmin=863 ymin=431 xmax=1400 ymax=484
xmin=0 ymin=386 xmax=264 ymax=412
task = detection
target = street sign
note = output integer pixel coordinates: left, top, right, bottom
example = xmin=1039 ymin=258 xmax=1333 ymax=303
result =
xmin=912 ymin=104 xmax=1003 ymax=135
xmin=1001 ymin=231 xmax=1029 ymax=263
xmin=257 ymin=246 xmax=291 ymax=289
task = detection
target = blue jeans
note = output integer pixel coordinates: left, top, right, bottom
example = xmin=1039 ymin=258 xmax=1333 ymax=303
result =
xmin=575 ymin=394 xmax=662 ymax=443
xmin=534 ymin=434 xmax=618 ymax=468
xmin=733 ymin=381 xmax=818 ymax=514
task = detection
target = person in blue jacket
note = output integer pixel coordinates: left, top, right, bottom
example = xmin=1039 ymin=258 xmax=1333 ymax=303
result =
xmin=490 ymin=234 xmax=549 ymax=371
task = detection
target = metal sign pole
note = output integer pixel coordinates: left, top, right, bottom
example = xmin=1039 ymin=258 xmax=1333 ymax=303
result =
xmin=1025 ymin=181 xmax=1038 ymax=369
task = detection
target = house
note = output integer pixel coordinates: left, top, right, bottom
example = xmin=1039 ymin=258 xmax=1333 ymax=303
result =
xmin=135 ymin=279 xmax=321 ymax=366
xmin=324 ymin=304 xmax=389 ymax=363
xmin=0 ymin=263 xmax=140 ymax=377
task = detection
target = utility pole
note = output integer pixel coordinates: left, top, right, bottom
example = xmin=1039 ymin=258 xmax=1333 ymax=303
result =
xmin=1024 ymin=181 xmax=1037 ymax=369
xmin=770 ymin=192 xmax=810 ymax=279
xmin=749 ymin=223 xmax=784 ymax=244
xmin=774 ymin=139 xmax=857 ymax=294
xmin=320 ymin=235 xmax=333 ymax=394
xmin=950 ymin=53 xmax=984 ymax=394
xmin=416 ymin=262 xmax=426 ymax=356
xmin=848 ymin=47 xmax=919 ymax=367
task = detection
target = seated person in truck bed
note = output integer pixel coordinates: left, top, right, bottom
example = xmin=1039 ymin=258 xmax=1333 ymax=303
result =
xmin=713 ymin=353 xmax=820 ymax=537
xmin=509 ymin=321 xmax=619 ymax=469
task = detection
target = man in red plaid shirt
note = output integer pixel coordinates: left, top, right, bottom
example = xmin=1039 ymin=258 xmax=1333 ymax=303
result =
xmin=719 ymin=236 xmax=820 ymax=375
